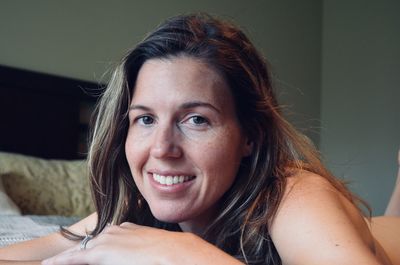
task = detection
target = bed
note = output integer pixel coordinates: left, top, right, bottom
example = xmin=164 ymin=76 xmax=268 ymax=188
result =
xmin=0 ymin=65 xmax=102 ymax=247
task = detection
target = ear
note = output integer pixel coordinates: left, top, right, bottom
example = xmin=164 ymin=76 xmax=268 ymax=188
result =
xmin=242 ymin=138 xmax=254 ymax=157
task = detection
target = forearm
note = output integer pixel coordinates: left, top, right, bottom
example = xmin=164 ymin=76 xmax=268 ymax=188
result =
xmin=41 ymin=224 xmax=245 ymax=265
xmin=166 ymin=233 xmax=244 ymax=265
xmin=0 ymin=261 xmax=41 ymax=265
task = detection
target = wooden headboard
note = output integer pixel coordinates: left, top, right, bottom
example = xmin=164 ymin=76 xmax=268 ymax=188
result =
xmin=0 ymin=65 xmax=102 ymax=160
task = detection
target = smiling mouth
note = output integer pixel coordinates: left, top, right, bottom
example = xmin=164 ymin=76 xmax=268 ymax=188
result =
xmin=153 ymin=173 xmax=195 ymax=186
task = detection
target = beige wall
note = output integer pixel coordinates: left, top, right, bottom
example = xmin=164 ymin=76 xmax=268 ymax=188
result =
xmin=321 ymin=0 xmax=400 ymax=214
xmin=0 ymin=0 xmax=322 ymax=144
xmin=0 ymin=0 xmax=400 ymax=213
xmin=5 ymin=1 xmax=398 ymax=214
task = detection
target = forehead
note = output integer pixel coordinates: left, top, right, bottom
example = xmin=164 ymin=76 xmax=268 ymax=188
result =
xmin=131 ymin=56 xmax=233 ymax=107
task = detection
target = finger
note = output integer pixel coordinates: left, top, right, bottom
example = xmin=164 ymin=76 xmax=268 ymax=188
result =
xmin=119 ymin=222 xmax=140 ymax=229
xmin=54 ymin=235 xmax=97 ymax=257
xmin=100 ymin=223 xmax=139 ymax=234
xmin=102 ymin=224 xmax=118 ymax=234
xmin=101 ymin=223 xmax=133 ymax=235
xmin=42 ymin=249 xmax=92 ymax=265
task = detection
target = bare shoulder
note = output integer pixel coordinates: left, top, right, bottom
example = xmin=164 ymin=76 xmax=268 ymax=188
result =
xmin=270 ymin=171 xmax=386 ymax=265
xmin=0 ymin=213 xmax=97 ymax=261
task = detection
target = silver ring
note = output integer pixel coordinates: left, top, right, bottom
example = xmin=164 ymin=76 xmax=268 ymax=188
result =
xmin=80 ymin=234 xmax=93 ymax=250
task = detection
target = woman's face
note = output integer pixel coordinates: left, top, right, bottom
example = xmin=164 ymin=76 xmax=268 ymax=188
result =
xmin=125 ymin=56 xmax=251 ymax=232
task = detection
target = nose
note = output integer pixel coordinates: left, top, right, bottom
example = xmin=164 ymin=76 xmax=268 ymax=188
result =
xmin=150 ymin=123 xmax=182 ymax=159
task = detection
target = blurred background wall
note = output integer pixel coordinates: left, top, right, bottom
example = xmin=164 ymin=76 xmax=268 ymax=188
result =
xmin=320 ymin=1 xmax=399 ymax=215
xmin=0 ymin=0 xmax=398 ymax=214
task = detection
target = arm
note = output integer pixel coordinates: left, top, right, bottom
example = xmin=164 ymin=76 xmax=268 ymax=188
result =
xmin=270 ymin=171 xmax=389 ymax=265
xmin=41 ymin=223 xmax=243 ymax=265
xmin=0 ymin=213 xmax=97 ymax=262
xmin=385 ymin=149 xmax=400 ymax=216
xmin=0 ymin=260 xmax=41 ymax=265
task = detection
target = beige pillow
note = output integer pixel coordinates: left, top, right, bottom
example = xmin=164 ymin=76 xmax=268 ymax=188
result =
xmin=0 ymin=176 xmax=21 ymax=215
xmin=0 ymin=152 xmax=94 ymax=217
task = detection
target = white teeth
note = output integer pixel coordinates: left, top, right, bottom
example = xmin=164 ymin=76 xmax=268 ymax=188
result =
xmin=160 ymin=175 xmax=166 ymax=185
xmin=166 ymin=177 xmax=173 ymax=185
xmin=153 ymin=173 xmax=194 ymax=185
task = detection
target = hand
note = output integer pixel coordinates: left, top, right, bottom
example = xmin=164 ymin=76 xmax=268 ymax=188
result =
xmin=41 ymin=222 xmax=242 ymax=265
xmin=41 ymin=222 xmax=187 ymax=265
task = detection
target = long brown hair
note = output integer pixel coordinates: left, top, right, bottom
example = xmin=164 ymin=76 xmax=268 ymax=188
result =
xmin=74 ymin=13 xmax=365 ymax=264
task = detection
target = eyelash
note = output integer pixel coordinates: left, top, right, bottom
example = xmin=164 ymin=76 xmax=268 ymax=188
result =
xmin=132 ymin=114 xmax=210 ymax=127
xmin=185 ymin=115 xmax=209 ymax=126
xmin=135 ymin=115 xmax=155 ymax=126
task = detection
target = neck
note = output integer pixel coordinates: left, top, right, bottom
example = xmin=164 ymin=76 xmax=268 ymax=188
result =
xmin=178 ymin=206 xmax=219 ymax=237
xmin=179 ymin=221 xmax=204 ymax=235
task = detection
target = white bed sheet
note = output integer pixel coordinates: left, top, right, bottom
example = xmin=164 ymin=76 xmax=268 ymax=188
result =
xmin=0 ymin=215 xmax=79 ymax=247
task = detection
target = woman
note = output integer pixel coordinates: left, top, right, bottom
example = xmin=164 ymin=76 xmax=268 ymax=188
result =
xmin=0 ymin=13 xmax=398 ymax=265
xmin=385 ymin=149 xmax=400 ymax=216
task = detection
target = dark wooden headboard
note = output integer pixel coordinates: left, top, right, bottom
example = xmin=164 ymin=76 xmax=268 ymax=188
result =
xmin=0 ymin=65 xmax=102 ymax=160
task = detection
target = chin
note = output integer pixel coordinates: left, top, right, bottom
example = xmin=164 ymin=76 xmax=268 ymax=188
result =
xmin=152 ymin=212 xmax=187 ymax=224
xmin=147 ymin=204 xmax=188 ymax=223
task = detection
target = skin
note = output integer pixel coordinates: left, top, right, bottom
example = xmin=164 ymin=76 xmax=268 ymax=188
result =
xmin=271 ymin=171 xmax=394 ymax=265
xmin=124 ymin=56 xmax=251 ymax=234
xmin=0 ymin=56 xmax=398 ymax=265
xmin=385 ymin=149 xmax=400 ymax=216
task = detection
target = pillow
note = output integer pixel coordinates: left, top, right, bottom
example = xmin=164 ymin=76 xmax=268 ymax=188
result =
xmin=0 ymin=176 xmax=21 ymax=215
xmin=0 ymin=152 xmax=94 ymax=217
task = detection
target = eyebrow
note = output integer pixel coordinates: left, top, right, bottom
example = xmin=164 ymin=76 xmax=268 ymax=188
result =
xmin=129 ymin=101 xmax=221 ymax=113
xmin=180 ymin=101 xmax=221 ymax=113
xmin=129 ymin=105 xmax=152 ymax=111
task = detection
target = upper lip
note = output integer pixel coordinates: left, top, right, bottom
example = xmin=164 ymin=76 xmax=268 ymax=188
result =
xmin=148 ymin=170 xmax=196 ymax=177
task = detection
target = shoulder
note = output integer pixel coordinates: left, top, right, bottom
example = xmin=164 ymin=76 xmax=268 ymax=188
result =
xmin=270 ymin=170 xmax=382 ymax=265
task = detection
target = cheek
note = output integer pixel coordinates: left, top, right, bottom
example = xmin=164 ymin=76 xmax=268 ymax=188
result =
xmin=125 ymin=134 xmax=134 ymax=165
xmin=198 ymin=129 xmax=244 ymax=184
xmin=125 ymin=135 xmax=149 ymax=197
xmin=125 ymin=133 xmax=144 ymax=175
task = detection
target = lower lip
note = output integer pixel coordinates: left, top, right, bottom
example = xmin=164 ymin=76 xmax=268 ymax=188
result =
xmin=148 ymin=173 xmax=195 ymax=193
